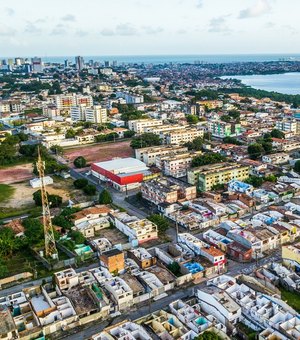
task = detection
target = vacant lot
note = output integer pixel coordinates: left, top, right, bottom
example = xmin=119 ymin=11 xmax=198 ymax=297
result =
xmin=64 ymin=141 xmax=134 ymax=165
xmin=0 ymin=163 xmax=34 ymax=184
xmin=0 ymin=184 xmax=15 ymax=204
xmin=1 ymin=177 xmax=89 ymax=209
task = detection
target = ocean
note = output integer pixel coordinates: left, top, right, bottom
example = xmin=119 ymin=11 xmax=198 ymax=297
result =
xmin=40 ymin=54 xmax=300 ymax=65
xmin=222 ymin=73 xmax=300 ymax=95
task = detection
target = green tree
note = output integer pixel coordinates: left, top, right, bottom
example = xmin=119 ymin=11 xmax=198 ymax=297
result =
xmin=69 ymin=230 xmax=86 ymax=244
xmin=264 ymin=174 xmax=277 ymax=182
xmin=186 ymin=115 xmax=199 ymax=124
xmin=248 ymin=143 xmax=264 ymax=160
xmin=270 ymin=129 xmax=285 ymax=139
xmin=33 ymin=190 xmax=62 ymax=207
xmin=191 ymin=153 xmax=226 ymax=167
xmin=52 ymin=215 xmax=73 ymax=230
xmin=130 ymin=133 xmax=161 ymax=149
xmin=50 ymin=145 xmax=64 ymax=155
xmin=167 ymin=262 xmax=181 ymax=276
xmin=23 ymin=218 xmax=44 ymax=245
xmin=294 ymin=160 xmax=300 ymax=174
xmin=0 ymin=227 xmax=19 ymax=258
xmin=245 ymin=175 xmax=264 ymax=188
xmin=185 ymin=137 xmax=203 ymax=151
xmin=262 ymin=141 xmax=273 ymax=154
xmin=194 ymin=331 xmax=223 ymax=340
xmin=83 ymin=184 xmax=97 ymax=195
xmin=148 ymin=214 xmax=170 ymax=235
xmin=66 ymin=128 xmax=77 ymax=139
xmin=223 ymin=136 xmax=243 ymax=145
xmin=124 ymin=130 xmax=135 ymax=138
xmin=99 ymin=189 xmax=113 ymax=204
xmin=73 ymin=178 xmax=88 ymax=189
xmin=73 ymin=156 xmax=87 ymax=168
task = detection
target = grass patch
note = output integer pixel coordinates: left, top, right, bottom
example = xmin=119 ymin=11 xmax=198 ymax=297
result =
xmin=280 ymin=286 xmax=300 ymax=312
xmin=0 ymin=157 xmax=33 ymax=169
xmin=0 ymin=184 xmax=15 ymax=204
xmin=0 ymin=206 xmax=42 ymax=220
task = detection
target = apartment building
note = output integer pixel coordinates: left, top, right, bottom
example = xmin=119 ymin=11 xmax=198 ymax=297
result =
xmin=262 ymin=152 xmax=290 ymax=165
xmin=187 ymin=162 xmax=250 ymax=191
xmin=71 ymin=105 xmax=107 ymax=124
xmin=208 ymin=120 xmax=242 ymax=138
xmin=135 ymin=145 xmax=188 ymax=166
xmin=141 ymin=177 xmax=197 ymax=206
xmin=156 ymin=150 xmax=202 ymax=178
xmin=116 ymin=91 xmax=144 ymax=104
xmin=282 ymin=243 xmax=300 ymax=270
xmin=164 ymin=128 xmax=204 ymax=145
xmin=55 ymin=94 xmax=93 ymax=110
xmin=128 ymin=119 xmax=163 ymax=134
xmin=275 ymin=118 xmax=299 ymax=135
xmin=111 ymin=212 xmax=158 ymax=244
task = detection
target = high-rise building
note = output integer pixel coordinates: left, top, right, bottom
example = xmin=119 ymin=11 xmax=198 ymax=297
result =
xmin=31 ymin=57 xmax=43 ymax=73
xmin=75 ymin=56 xmax=84 ymax=71
xmin=64 ymin=59 xmax=69 ymax=68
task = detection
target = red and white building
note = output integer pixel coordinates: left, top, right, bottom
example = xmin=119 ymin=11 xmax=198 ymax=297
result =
xmin=91 ymin=157 xmax=151 ymax=192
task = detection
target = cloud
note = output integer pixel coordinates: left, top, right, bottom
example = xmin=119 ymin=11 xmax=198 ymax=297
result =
xmin=75 ymin=30 xmax=88 ymax=37
xmin=208 ymin=15 xmax=231 ymax=34
xmin=24 ymin=22 xmax=42 ymax=34
xmin=196 ymin=0 xmax=203 ymax=8
xmin=51 ymin=24 xmax=67 ymax=35
xmin=0 ymin=24 xmax=16 ymax=36
xmin=100 ymin=28 xmax=115 ymax=36
xmin=61 ymin=14 xmax=76 ymax=22
xmin=100 ymin=23 xmax=138 ymax=36
xmin=4 ymin=8 xmax=15 ymax=16
xmin=265 ymin=21 xmax=275 ymax=28
xmin=239 ymin=0 xmax=271 ymax=19
xmin=116 ymin=23 xmax=138 ymax=36
xmin=142 ymin=26 xmax=164 ymax=34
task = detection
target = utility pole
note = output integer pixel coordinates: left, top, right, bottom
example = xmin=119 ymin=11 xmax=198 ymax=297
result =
xmin=36 ymin=147 xmax=58 ymax=259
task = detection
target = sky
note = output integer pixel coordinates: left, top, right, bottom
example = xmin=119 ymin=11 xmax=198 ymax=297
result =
xmin=0 ymin=0 xmax=299 ymax=57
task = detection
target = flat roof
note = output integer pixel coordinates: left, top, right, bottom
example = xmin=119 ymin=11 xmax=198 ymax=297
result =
xmin=93 ymin=157 xmax=148 ymax=172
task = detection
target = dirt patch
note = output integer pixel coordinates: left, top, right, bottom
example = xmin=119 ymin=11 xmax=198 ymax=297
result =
xmin=64 ymin=141 xmax=134 ymax=165
xmin=1 ymin=177 xmax=88 ymax=209
xmin=94 ymin=227 xmax=128 ymax=246
xmin=0 ymin=164 xmax=34 ymax=184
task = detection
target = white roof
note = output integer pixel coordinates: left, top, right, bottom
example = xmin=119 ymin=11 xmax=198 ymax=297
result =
xmin=94 ymin=157 xmax=148 ymax=172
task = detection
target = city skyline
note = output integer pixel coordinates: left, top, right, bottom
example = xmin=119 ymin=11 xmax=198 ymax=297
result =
xmin=0 ymin=0 xmax=299 ymax=57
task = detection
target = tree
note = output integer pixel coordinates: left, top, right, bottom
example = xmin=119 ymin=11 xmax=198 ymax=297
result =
xmin=167 ymin=262 xmax=181 ymax=276
xmin=52 ymin=215 xmax=73 ymax=230
xmin=245 ymin=175 xmax=264 ymax=188
xmin=124 ymin=130 xmax=135 ymax=138
xmin=223 ymin=136 xmax=243 ymax=145
xmin=270 ymin=129 xmax=285 ymax=139
xmin=33 ymin=190 xmax=62 ymax=207
xmin=262 ymin=141 xmax=273 ymax=154
xmin=74 ymin=178 xmax=88 ymax=189
xmin=191 ymin=153 xmax=226 ymax=168
xmin=23 ymin=218 xmax=44 ymax=245
xmin=0 ymin=227 xmax=19 ymax=258
xmin=130 ymin=133 xmax=161 ymax=149
xmin=264 ymin=174 xmax=277 ymax=182
xmin=148 ymin=214 xmax=170 ymax=235
xmin=194 ymin=331 xmax=223 ymax=340
xmin=50 ymin=145 xmax=64 ymax=155
xmin=185 ymin=137 xmax=203 ymax=151
xmin=69 ymin=230 xmax=86 ymax=244
xmin=83 ymin=184 xmax=96 ymax=195
xmin=248 ymin=143 xmax=264 ymax=160
xmin=74 ymin=156 xmax=87 ymax=168
xmin=99 ymin=189 xmax=113 ymax=204
xmin=186 ymin=115 xmax=199 ymax=124
xmin=66 ymin=128 xmax=76 ymax=139
xmin=294 ymin=160 xmax=300 ymax=174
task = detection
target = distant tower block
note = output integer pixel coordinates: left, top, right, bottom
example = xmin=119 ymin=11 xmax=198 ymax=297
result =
xmin=36 ymin=147 xmax=58 ymax=259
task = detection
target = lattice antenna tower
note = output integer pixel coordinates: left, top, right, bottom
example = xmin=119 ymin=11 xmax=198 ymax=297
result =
xmin=36 ymin=147 xmax=58 ymax=259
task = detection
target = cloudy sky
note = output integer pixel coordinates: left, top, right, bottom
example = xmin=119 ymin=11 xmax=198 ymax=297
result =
xmin=0 ymin=0 xmax=299 ymax=57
